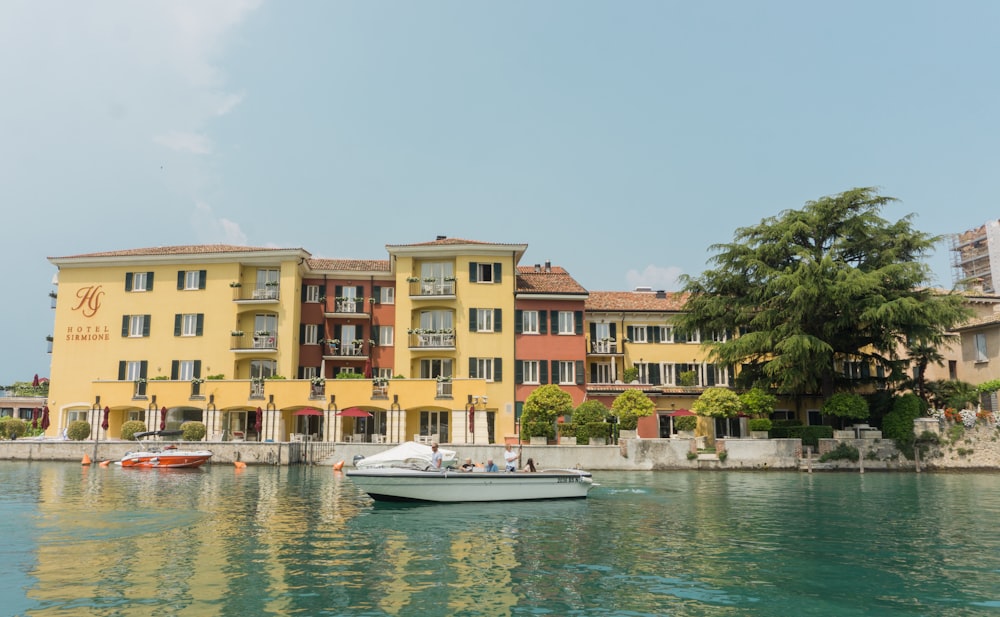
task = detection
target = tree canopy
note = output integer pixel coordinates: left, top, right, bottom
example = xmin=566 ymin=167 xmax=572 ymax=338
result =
xmin=677 ymin=188 xmax=971 ymax=398
xmin=692 ymin=387 xmax=743 ymax=418
xmin=611 ymin=390 xmax=655 ymax=430
xmin=522 ymin=385 xmax=574 ymax=438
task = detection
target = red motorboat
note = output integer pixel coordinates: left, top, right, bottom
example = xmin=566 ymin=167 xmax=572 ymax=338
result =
xmin=118 ymin=430 xmax=213 ymax=469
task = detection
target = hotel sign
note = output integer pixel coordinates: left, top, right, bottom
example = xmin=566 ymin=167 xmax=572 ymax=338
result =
xmin=66 ymin=285 xmax=110 ymax=341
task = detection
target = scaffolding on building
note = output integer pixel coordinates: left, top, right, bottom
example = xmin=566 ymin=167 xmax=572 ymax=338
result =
xmin=951 ymin=221 xmax=999 ymax=293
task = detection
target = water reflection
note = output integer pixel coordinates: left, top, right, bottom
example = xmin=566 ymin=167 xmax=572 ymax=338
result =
xmin=5 ymin=463 xmax=1000 ymax=616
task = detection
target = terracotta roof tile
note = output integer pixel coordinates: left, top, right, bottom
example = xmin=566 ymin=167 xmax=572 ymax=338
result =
xmin=51 ymin=244 xmax=295 ymax=259
xmin=585 ymin=290 xmax=690 ymax=312
xmin=386 ymin=237 xmax=525 ymax=248
xmin=515 ymin=265 xmax=588 ymax=295
xmin=954 ymin=312 xmax=1000 ymax=331
xmin=307 ymin=258 xmax=391 ymax=272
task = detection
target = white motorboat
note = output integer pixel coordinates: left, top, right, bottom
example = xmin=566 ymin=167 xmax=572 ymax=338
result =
xmin=346 ymin=466 xmax=594 ymax=502
xmin=353 ymin=441 xmax=458 ymax=470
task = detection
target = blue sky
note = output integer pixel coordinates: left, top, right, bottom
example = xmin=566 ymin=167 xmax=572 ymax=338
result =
xmin=2 ymin=1 xmax=998 ymax=385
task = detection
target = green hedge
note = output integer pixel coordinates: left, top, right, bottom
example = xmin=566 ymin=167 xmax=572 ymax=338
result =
xmin=586 ymin=422 xmax=611 ymax=440
xmin=769 ymin=425 xmax=833 ymax=447
xmin=67 ymin=420 xmax=91 ymax=441
xmin=0 ymin=417 xmax=28 ymax=439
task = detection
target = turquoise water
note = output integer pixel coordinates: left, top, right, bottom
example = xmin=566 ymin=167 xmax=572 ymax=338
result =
xmin=2 ymin=462 xmax=1000 ymax=616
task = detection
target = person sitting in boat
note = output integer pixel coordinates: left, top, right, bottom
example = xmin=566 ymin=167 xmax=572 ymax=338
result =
xmin=522 ymin=458 xmax=537 ymax=473
xmin=460 ymin=457 xmax=475 ymax=472
xmin=484 ymin=458 xmax=499 ymax=472
xmin=430 ymin=442 xmax=443 ymax=469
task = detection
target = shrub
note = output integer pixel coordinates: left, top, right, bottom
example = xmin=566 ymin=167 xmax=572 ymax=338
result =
xmin=770 ymin=424 xmax=833 ymax=447
xmin=822 ymin=392 xmax=870 ymax=425
xmin=882 ymin=393 xmax=927 ymax=444
xmin=692 ymin=387 xmax=742 ymax=418
xmin=622 ymin=367 xmax=639 ymax=383
xmin=587 ymin=422 xmax=611 ymax=440
xmin=0 ymin=417 xmax=27 ymax=439
xmin=611 ymin=389 xmax=655 ymax=430
xmin=522 ymin=385 xmax=573 ymax=438
xmin=67 ymin=420 xmax=91 ymax=441
xmin=748 ymin=418 xmax=772 ymax=432
xmin=819 ymin=442 xmax=859 ymax=462
xmin=181 ymin=421 xmax=207 ymax=441
xmin=120 ymin=421 xmax=147 ymax=441
xmin=572 ymin=400 xmax=608 ymax=444
xmin=740 ymin=387 xmax=777 ymax=418
xmin=525 ymin=421 xmax=553 ymax=439
xmin=674 ymin=415 xmax=697 ymax=432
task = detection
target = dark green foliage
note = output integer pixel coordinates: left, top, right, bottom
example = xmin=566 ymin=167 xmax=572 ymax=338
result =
xmin=674 ymin=416 xmax=697 ymax=431
xmin=865 ymin=390 xmax=895 ymax=430
xmin=120 ymin=421 xmax=146 ymax=441
xmin=748 ymin=418 xmax=772 ymax=432
xmin=882 ymin=393 xmax=927 ymax=443
xmin=677 ymin=187 xmax=971 ymax=398
xmin=586 ymin=422 xmax=611 ymax=440
xmin=926 ymin=380 xmax=979 ymax=410
xmin=819 ymin=442 xmax=859 ymax=462
xmin=611 ymin=390 xmax=655 ymax=430
xmin=0 ymin=417 xmax=27 ymax=439
xmin=770 ymin=425 xmax=833 ymax=447
xmin=181 ymin=421 xmax=207 ymax=441
xmin=523 ymin=385 xmax=573 ymax=439
xmin=67 ymin=420 xmax=91 ymax=441
xmin=572 ymin=401 xmax=608 ymax=445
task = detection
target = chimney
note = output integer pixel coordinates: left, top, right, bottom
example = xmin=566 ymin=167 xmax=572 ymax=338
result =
xmin=656 ymin=290 xmax=666 ymax=299
xmin=436 ymin=235 xmax=447 ymax=241
xmin=534 ymin=263 xmax=541 ymax=273
xmin=544 ymin=260 xmax=551 ymax=272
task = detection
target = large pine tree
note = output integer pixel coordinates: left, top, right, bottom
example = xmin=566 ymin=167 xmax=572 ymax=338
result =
xmin=677 ymin=187 xmax=970 ymax=398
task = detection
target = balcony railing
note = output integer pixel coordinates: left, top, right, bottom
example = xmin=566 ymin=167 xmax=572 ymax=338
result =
xmin=590 ymin=340 xmax=619 ymax=354
xmin=231 ymin=333 xmax=278 ymax=351
xmin=324 ymin=342 xmax=367 ymax=357
xmin=409 ymin=332 xmax=456 ymax=348
xmin=233 ymin=286 xmax=280 ymax=301
xmin=409 ymin=279 xmax=456 ymax=297
xmin=334 ymin=299 xmax=365 ymax=313
xmin=436 ymin=381 xmax=453 ymax=398
xmin=250 ymin=381 xmax=265 ymax=399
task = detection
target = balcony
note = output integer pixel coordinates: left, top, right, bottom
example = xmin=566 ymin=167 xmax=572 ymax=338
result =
xmin=331 ymin=298 xmax=367 ymax=315
xmin=322 ymin=342 xmax=369 ymax=358
xmin=408 ymin=331 xmax=456 ymax=349
xmin=589 ymin=339 xmax=619 ymax=354
xmin=436 ymin=381 xmax=453 ymax=398
xmin=408 ymin=279 xmax=456 ymax=298
xmin=231 ymin=333 xmax=278 ymax=351
xmin=232 ymin=285 xmax=281 ymax=303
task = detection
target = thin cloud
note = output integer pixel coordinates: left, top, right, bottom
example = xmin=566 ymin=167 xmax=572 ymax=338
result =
xmin=625 ymin=264 xmax=684 ymax=291
xmin=154 ymin=131 xmax=213 ymax=154
xmin=193 ymin=201 xmax=248 ymax=245
xmin=215 ymin=92 xmax=245 ymax=116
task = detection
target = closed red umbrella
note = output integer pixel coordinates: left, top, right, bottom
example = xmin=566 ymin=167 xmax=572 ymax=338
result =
xmin=363 ymin=358 xmax=373 ymax=379
xmin=102 ymin=406 xmax=110 ymax=430
xmin=254 ymin=407 xmax=262 ymax=434
xmin=159 ymin=406 xmax=167 ymax=430
xmin=468 ymin=405 xmax=475 ymax=434
xmin=41 ymin=406 xmax=50 ymax=430
xmin=32 ymin=407 xmax=39 ymax=429
xmin=32 ymin=374 xmax=40 ymax=387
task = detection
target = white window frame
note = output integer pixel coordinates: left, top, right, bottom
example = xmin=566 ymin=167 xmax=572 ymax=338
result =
xmin=183 ymin=270 xmax=200 ymax=290
xmin=523 ymin=360 xmax=539 ymax=384
xmin=250 ymin=359 xmax=277 ymax=379
xmin=636 ymin=363 xmax=650 ymax=384
xmin=178 ymin=360 xmax=195 ymax=381
xmin=632 ymin=327 xmax=648 ymax=343
xmin=711 ymin=330 xmax=728 ymax=342
xmin=420 ymin=310 xmax=454 ymax=331
xmin=712 ymin=364 xmax=731 ymax=387
xmin=306 ymin=285 xmax=320 ymax=303
xmin=558 ymin=361 xmax=575 ymax=385
xmin=475 ymin=262 xmax=495 ymax=283
xmin=522 ymin=310 xmax=539 ymax=334
xmin=379 ymin=326 xmax=394 ymax=346
xmin=125 ymin=361 xmax=143 ymax=382
xmin=338 ymin=367 xmax=357 ymax=376
xmin=131 ymin=272 xmax=149 ymax=292
xmin=595 ymin=362 xmax=612 ymax=384
xmin=128 ymin=315 xmax=146 ymax=337
xmin=380 ymin=286 xmax=395 ymax=304
xmin=658 ymin=326 xmax=674 ymax=343
xmin=661 ymin=362 xmax=676 ymax=386
xmin=686 ymin=329 xmax=701 ymax=344
xmin=477 ymin=308 xmax=494 ymax=333
xmin=304 ymin=324 xmax=319 ymax=345
xmin=476 ymin=358 xmax=495 ymax=382
xmin=181 ymin=314 xmax=198 ymax=337
xmin=975 ymin=333 xmax=988 ymax=363
xmin=302 ymin=366 xmax=319 ymax=380
xmin=67 ymin=410 xmax=88 ymax=423
xmin=377 ymin=367 xmax=393 ymax=380
xmin=558 ymin=311 xmax=575 ymax=335
xmin=420 ymin=358 xmax=453 ymax=379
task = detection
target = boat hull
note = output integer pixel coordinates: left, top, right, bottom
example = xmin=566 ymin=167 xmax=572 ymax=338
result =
xmin=119 ymin=451 xmax=213 ymax=469
xmin=346 ymin=468 xmax=593 ymax=502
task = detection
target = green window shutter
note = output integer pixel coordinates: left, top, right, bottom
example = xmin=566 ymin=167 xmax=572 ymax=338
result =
xmin=118 ymin=361 xmax=126 ymax=380
xmin=199 ymin=270 xmax=207 ymax=289
xmin=171 ymin=360 xmax=179 ymax=380
xmin=335 ymin=285 xmax=342 ymax=298
xmin=590 ymin=323 xmax=597 ymax=340
xmin=122 ymin=315 xmax=129 ymax=337
xmin=142 ymin=316 xmax=151 ymax=337
xmin=174 ymin=314 xmax=182 ymax=336
xmin=590 ymin=363 xmax=598 ymax=382
xmin=574 ymin=311 xmax=583 ymax=335
xmin=193 ymin=360 xmax=201 ymax=378
xmin=139 ymin=360 xmax=148 ymax=379
xmin=515 ymin=361 xmax=524 ymax=384
xmin=627 ymin=326 xmax=634 ymax=341
xmin=146 ymin=272 xmax=154 ymax=290
xmin=650 ymin=364 xmax=661 ymax=385
xmin=469 ymin=308 xmax=478 ymax=332
xmin=177 ymin=271 xmax=185 ymax=290
xmin=299 ymin=324 xmax=306 ymax=344
xmin=494 ymin=308 xmax=502 ymax=332
xmin=551 ymin=360 xmax=558 ymax=383
xmin=125 ymin=273 xmax=133 ymax=291
xmin=540 ymin=360 xmax=548 ymax=384
xmin=319 ymin=284 xmax=326 ymax=298
xmin=301 ymin=285 xmax=308 ymax=302
xmin=651 ymin=326 xmax=661 ymax=343
xmin=539 ymin=311 xmax=547 ymax=334
xmin=373 ymin=286 xmax=381 ymax=304
xmin=550 ymin=311 xmax=559 ymax=333
xmin=372 ymin=326 xmax=380 ymax=345
xmin=706 ymin=365 xmax=716 ymax=386
xmin=494 ymin=263 xmax=502 ymax=283
xmin=356 ymin=286 xmax=364 ymax=312
xmin=470 ymin=262 xmax=478 ymax=282
xmin=514 ymin=310 xmax=523 ymax=334
xmin=575 ymin=360 xmax=584 ymax=385
xmin=494 ymin=358 xmax=502 ymax=382
xmin=195 ymin=314 xmax=204 ymax=336
xmin=610 ymin=323 xmax=617 ymax=339
xmin=469 ymin=357 xmax=478 ymax=379
xmin=515 ymin=401 xmax=524 ymax=422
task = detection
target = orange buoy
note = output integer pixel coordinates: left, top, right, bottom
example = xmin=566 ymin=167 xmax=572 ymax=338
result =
xmin=81 ymin=454 xmax=92 ymax=466
xmin=99 ymin=460 xmax=110 ymax=467
xmin=333 ymin=460 xmax=345 ymax=471
xmin=234 ymin=461 xmax=247 ymax=469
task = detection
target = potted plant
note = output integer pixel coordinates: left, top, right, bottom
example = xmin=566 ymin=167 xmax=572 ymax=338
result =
xmin=231 ymin=330 xmax=244 ymax=336
xmin=748 ymin=417 xmax=772 ymax=438
xmin=587 ymin=421 xmax=611 ymax=445
xmin=229 ymin=281 xmax=242 ymax=288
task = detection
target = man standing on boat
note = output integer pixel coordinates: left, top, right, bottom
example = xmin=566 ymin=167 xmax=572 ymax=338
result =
xmin=430 ymin=442 xmax=443 ymax=468
xmin=503 ymin=443 xmax=520 ymax=472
